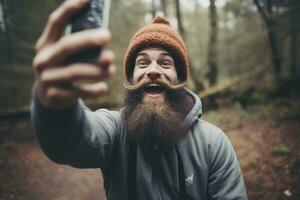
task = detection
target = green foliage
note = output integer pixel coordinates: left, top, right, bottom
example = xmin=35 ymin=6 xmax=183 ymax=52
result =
xmin=272 ymin=145 xmax=292 ymax=155
xmin=203 ymin=103 xmax=252 ymax=127
xmin=242 ymin=158 xmax=258 ymax=171
xmin=251 ymin=91 xmax=269 ymax=103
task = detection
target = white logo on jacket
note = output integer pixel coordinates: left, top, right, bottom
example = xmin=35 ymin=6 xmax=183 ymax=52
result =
xmin=185 ymin=173 xmax=194 ymax=185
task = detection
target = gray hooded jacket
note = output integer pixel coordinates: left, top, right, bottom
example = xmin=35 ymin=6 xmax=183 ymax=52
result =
xmin=31 ymin=88 xmax=248 ymax=200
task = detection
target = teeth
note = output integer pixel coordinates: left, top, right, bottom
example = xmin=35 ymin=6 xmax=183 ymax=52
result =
xmin=149 ymin=83 xmax=159 ymax=87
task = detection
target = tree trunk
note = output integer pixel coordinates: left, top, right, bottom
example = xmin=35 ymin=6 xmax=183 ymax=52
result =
xmin=151 ymin=0 xmax=157 ymax=18
xmin=174 ymin=0 xmax=184 ymax=36
xmin=253 ymin=0 xmax=283 ymax=83
xmin=0 ymin=0 xmax=13 ymax=65
xmin=160 ymin=0 xmax=167 ymax=17
xmin=207 ymin=0 xmax=218 ymax=86
xmin=266 ymin=20 xmax=282 ymax=82
xmin=290 ymin=0 xmax=300 ymax=79
xmin=174 ymin=0 xmax=204 ymax=91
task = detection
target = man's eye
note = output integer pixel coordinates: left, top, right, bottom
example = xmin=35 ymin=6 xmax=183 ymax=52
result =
xmin=161 ymin=61 xmax=172 ymax=68
xmin=137 ymin=61 xmax=148 ymax=68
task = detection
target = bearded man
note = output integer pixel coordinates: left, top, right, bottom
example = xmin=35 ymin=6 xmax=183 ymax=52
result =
xmin=31 ymin=0 xmax=248 ymax=199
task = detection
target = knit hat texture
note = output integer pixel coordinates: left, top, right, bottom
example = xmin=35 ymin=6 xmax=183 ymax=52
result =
xmin=124 ymin=16 xmax=188 ymax=82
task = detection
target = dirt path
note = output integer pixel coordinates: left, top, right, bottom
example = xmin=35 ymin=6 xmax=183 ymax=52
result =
xmin=0 ymin=101 xmax=299 ymax=200
xmin=0 ymin=140 xmax=106 ymax=200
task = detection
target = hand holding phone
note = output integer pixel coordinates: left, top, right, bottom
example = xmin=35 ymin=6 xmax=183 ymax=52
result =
xmin=32 ymin=0 xmax=115 ymax=110
xmin=67 ymin=0 xmax=111 ymax=64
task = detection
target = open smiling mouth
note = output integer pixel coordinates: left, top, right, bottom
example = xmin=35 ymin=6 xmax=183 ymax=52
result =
xmin=144 ymin=83 xmax=165 ymax=95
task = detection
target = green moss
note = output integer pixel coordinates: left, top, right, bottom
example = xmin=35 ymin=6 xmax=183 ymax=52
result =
xmin=272 ymin=146 xmax=292 ymax=155
xmin=240 ymin=158 xmax=258 ymax=171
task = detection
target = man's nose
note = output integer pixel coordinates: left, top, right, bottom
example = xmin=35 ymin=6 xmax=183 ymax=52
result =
xmin=146 ymin=62 xmax=161 ymax=80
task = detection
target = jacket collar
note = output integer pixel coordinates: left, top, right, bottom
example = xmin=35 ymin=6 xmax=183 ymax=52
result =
xmin=183 ymin=87 xmax=202 ymax=127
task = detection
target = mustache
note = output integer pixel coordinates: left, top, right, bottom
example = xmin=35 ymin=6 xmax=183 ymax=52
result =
xmin=124 ymin=78 xmax=186 ymax=91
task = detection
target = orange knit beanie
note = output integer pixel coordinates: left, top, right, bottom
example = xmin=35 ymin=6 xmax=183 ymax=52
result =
xmin=124 ymin=16 xmax=188 ymax=83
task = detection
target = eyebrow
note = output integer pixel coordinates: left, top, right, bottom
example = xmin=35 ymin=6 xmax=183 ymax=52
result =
xmin=160 ymin=52 xmax=172 ymax=57
xmin=136 ymin=52 xmax=148 ymax=57
xmin=136 ymin=52 xmax=172 ymax=57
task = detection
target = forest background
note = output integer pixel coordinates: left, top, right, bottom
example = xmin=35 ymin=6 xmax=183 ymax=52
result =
xmin=1 ymin=0 xmax=299 ymax=110
xmin=0 ymin=0 xmax=300 ymax=200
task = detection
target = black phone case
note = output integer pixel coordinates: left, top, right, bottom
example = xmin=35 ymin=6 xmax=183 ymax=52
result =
xmin=66 ymin=0 xmax=104 ymax=65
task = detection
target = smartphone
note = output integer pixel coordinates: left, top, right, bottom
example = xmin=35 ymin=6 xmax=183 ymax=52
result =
xmin=66 ymin=0 xmax=111 ymax=64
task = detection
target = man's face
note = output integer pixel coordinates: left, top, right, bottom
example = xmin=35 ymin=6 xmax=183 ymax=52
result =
xmin=132 ymin=48 xmax=179 ymax=103
xmin=122 ymin=47 xmax=187 ymax=145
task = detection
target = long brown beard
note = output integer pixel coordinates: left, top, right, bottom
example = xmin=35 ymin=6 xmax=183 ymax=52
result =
xmin=122 ymin=83 xmax=188 ymax=145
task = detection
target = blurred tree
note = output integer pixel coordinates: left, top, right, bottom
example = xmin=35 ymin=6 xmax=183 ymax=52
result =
xmin=0 ymin=0 xmax=61 ymax=110
xmin=3 ymin=0 xmax=297 ymax=111
xmin=289 ymin=0 xmax=300 ymax=79
xmin=0 ymin=0 xmax=13 ymax=65
xmin=174 ymin=0 xmax=204 ymax=91
xmin=160 ymin=0 xmax=168 ymax=17
xmin=222 ymin=0 xmax=270 ymax=75
xmin=207 ymin=0 xmax=219 ymax=86
xmin=174 ymin=0 xmax=184 ymax=35
xmin=252 ymin=0 xmax=283 ymax=83
xmin=152 ymin=0 xmax=157 ymax=18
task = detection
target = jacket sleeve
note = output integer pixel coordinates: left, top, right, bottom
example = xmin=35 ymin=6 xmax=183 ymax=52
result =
xmin=208 ymin=129 xmax=248 ymax=200
xmin=31 ymin=88 xmax=122 ymax=170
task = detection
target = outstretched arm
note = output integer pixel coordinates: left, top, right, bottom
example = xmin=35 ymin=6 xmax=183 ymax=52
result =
xmin=31 ymin=0 xmax=119 ymax=170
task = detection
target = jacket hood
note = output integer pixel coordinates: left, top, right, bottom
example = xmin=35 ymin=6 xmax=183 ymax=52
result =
xmin=183 ymin=87 xmax=202 ymax=127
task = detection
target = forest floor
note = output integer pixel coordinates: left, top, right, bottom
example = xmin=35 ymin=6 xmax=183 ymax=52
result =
xmin=0 ymin=99 xmax=299 ymax=200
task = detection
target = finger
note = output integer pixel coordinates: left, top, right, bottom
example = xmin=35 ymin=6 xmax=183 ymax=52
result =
xmin=99 ymin=50 xmax=116 ymax=79
xmin=72 ymin=81 xmax=108 ymax=98
xmin=40 ymin=64 xmax=105 ymax=85
xmin=46 ymin=86 xmax=77 ymax=109
xmin=33 ymin=28 xmax=111 ymax=73
xmin=35 ymin=0 xmax=89 ymax=51
xmin=107 ymin=64 xmax=117 ymax=79
xmin=99 ymin=49 xmax=115 ymax=68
